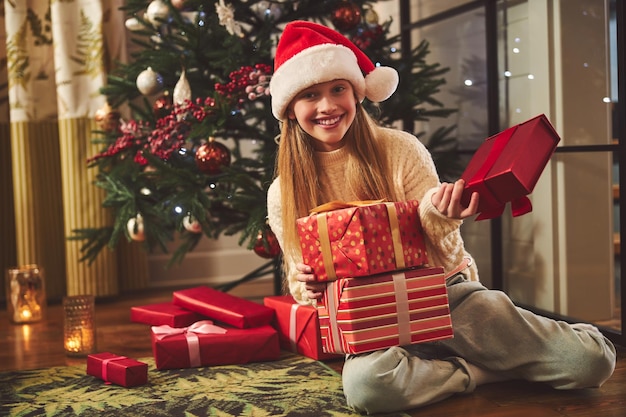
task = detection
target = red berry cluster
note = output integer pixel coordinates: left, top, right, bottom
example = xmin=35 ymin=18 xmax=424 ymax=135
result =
xmin=89 ymin=97 xmax=218 ymax=166
xmin=88 ymin=120 xmax=150 ymax=163
xmin=145 ymin=97 xmax=217 ymax=161
xmin=215 ymin=64 xmax=273 ymax=105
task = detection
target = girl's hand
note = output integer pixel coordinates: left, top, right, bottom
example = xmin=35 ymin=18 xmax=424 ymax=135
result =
xmin=431 ymin=179 xmax=479 ymax=219
xmin=295 ymin=263 xmax=326 ymax=300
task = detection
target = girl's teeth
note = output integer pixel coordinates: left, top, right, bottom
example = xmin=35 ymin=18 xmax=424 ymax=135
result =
xmin=318 ymin=117 xmax=340 ymax=125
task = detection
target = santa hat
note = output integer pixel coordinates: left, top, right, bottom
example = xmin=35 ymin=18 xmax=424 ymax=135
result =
xmin=269 ymin=20 xmax=399 ymax=120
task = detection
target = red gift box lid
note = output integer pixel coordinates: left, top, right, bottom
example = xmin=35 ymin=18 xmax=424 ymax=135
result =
xmin=461 ymin=114 xmax=561 ymax=220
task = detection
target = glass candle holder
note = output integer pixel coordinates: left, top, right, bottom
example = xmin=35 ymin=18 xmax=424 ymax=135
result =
xmin=63 ymin=295 xmax=96 ymax=356
xmin=6 ymin=265 xmax=46 ymax=324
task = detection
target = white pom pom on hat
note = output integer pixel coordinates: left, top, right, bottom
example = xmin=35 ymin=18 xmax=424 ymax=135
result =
xmin=269 ymin=20 xmax=399 ymax=120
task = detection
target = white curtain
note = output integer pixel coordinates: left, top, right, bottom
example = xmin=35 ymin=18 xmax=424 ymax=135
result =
xmin=1 ymin=0 xmax=148 ymax=300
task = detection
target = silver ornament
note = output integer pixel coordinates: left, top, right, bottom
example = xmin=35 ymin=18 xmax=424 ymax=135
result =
xmin=125 ymin=17 xmax=144 ymax=32
xmin=136 ymin=67 xmax=164 ymax=96
xmin=145 ymin=0 xmax=170 ymax=27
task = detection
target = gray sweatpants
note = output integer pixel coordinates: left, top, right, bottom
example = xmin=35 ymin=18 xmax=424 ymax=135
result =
xmin=342 ymin=275 xmax=617 ymax=415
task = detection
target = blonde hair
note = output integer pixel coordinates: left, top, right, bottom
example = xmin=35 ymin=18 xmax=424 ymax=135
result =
xmin=274 ymin=102 xmax=399 ymax=268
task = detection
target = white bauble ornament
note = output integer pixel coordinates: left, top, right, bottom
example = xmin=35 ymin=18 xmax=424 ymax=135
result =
xmin=145 ymin=0 xmax=170 ymax=27
xmin=183 ymin=214 xmax=202 ymax=234
xmin=125 ymin=17 xmax=144 ymax=31
xmin=136 ymin=67 xmax=164 ymax=96
xmin=127 ymin=214 xmax=145 ymax=241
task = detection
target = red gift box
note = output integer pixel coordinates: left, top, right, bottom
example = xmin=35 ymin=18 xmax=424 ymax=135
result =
xmin=263 ymin=295 xmax=342 ymax=361
xmin=151 ymin=320 xmax=280 ymax=370
xmin=297 ymin=200 xmax=429 ymax=281
xmin=86 ymin=352 xmax=148 ymax=387
xmin=172 ymin=286 xmax=275 ymax=328
xmin=317 ymin=267 xmax=453 ymax=354
xmin=461 ymin=114 xmax=561 ymax=220
xmin=130 ymin=302 xmax=207 ymax=328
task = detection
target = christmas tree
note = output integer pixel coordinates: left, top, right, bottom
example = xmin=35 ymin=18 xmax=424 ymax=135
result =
xmin=73 ymin=0 xmax=458 ymax=267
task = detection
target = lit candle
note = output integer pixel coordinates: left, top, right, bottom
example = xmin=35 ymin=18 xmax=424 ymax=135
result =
xmin=65 ymin=332 xmax=83 ymax=353
xmin=63 ymin=295 xmax=96 ymax=356
xmin=6 ymin=265 xmax=46 ymax=324
xmin=17 ymin=306 xmax=32 ymax=321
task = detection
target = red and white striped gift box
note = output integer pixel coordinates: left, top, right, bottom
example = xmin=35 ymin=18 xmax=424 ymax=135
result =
xmin=317 ymin=267 xmax=454 ymax=354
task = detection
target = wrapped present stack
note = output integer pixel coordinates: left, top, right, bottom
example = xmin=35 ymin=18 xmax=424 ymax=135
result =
xmin=294 ymin=114 xmax=560 ymax=356
xmin=86 ymin=287 xmax=288 ymax=385
xmin=146 ymin=286 xmax=280 ymax=370
xmin=127 ymin=284 xmax=347 ymax=370
xmin=296 ymin=200 xmax=455 ymax=355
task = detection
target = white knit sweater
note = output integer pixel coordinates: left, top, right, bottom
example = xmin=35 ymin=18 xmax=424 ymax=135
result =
xmin=267 ymin=127 xmax=478 ymax=304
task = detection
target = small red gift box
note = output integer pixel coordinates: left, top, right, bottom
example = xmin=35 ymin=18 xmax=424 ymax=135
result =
xmin=172 ymin=286 xmax=275 ymax=328
xmin=130 ymin=302 xmax=207 ymax=328
xmin=461 ymin=114 xmax=561 ymax=220
xmin=151 ymin=320 xmax=280 ymax=370
xmin=317 ymin=267 xmax=453 ymax=354
xmin=263 ymin=295 xmax=342 ymax=361
xmin=297 ymin=200 xmax=429 ymax=281
xmin=86 ymin=352 xmax=148 ymax=387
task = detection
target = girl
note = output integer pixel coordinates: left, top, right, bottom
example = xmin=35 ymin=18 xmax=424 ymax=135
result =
xmin=267 ymin=21 xmax=616 ymax=415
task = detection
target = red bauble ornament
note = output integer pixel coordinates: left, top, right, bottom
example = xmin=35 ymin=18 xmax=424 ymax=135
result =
xmin=195 ymin=138 xmax=231 ymax=175
xmin=253 ymin=229 xmax=281 ymax=259
xmin=331 ymin=1 xmax=362 ymax=32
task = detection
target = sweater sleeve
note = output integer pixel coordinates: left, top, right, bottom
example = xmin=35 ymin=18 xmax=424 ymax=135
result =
xmin=266 ymin=179 xmax=312 ymax=304
xmin=385 ymin=129 xmax=479 ymax=281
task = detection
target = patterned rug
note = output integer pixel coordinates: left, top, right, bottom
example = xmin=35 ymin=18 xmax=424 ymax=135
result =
xmin=0 ymin=352 xmax=408 ymax=417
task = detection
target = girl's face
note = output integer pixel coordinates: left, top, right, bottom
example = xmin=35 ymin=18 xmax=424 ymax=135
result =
xmin=287 ymin=79 xmax=357 ymax=152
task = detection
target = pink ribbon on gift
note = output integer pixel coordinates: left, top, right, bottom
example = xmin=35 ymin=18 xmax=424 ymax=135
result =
xmin=101 ymin=355 xmax=127 ymax=385
xmin=152 ymin=320 xmax=227 ymax=367
xmin=289 ymin=304 xmax=300 ymax=353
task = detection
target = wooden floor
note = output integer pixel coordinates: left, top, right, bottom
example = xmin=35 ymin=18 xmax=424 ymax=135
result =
xmin=1 ymin=279 xmax=625 ymax=417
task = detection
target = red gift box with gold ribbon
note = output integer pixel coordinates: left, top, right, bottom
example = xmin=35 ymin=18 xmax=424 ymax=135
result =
xmin=86 ymin=352 xmax=148 ymax=387
xmin=151 ymin=320 xmax=280 ymax=370
xmin=461 ymin=114 xmax=561 ymax=220
xmin=263 ymin=295 xmax=341 ymax=361
xmin=297 ymin=200 xmax=429 ymax=282
xmin=317 ymin=267 xmax=453 ymax=354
